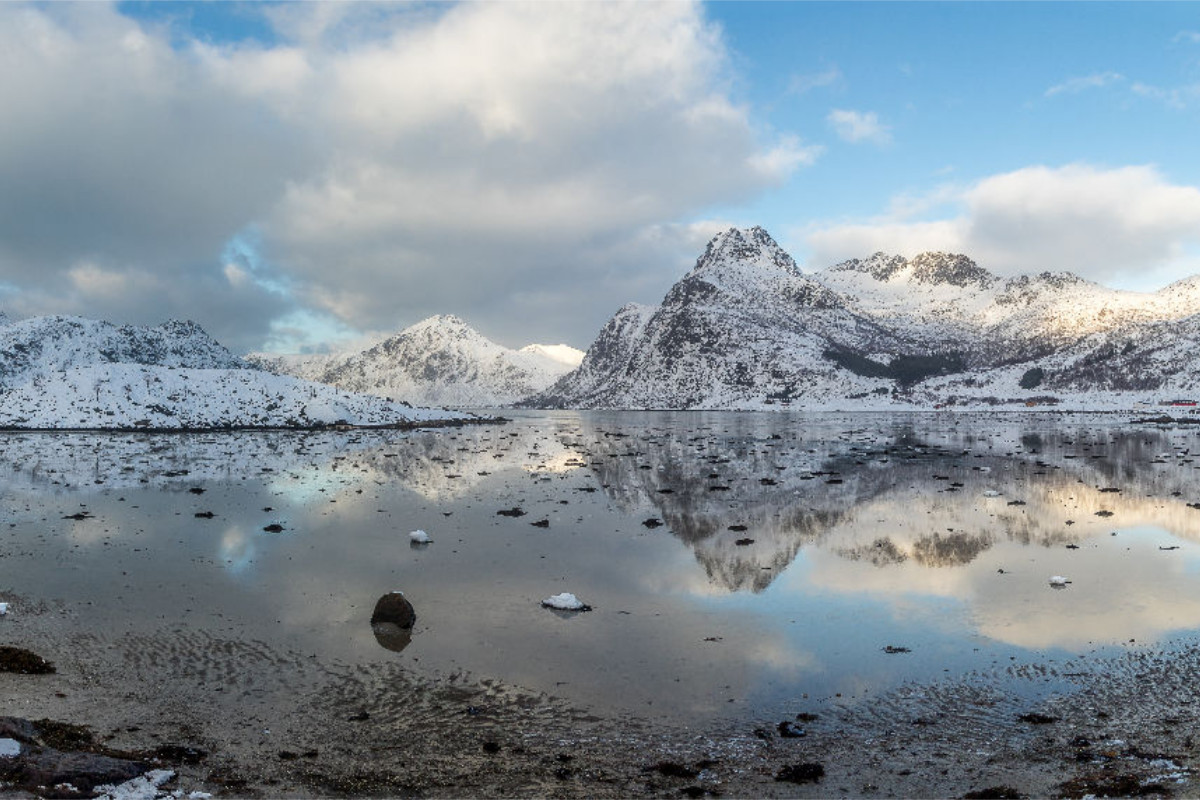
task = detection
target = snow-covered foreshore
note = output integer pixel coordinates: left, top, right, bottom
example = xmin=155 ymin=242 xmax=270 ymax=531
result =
xmin=0 ymin=363 xmax=486 ymax=430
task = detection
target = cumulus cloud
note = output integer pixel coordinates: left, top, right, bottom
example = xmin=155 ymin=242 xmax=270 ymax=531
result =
xmin=804 ymin=164 xmax=1200 ymax=287
xmin=826 ymin=109 xmax=891 ymax=145
xmin=0 ymin=1 xmax=812 ymax=352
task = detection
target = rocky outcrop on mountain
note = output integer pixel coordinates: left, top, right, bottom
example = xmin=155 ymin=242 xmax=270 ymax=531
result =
xmin=249 ymin=315 xmax=582 ymax=408
xmin=527 ymin=227 xmax=1200 ymax=410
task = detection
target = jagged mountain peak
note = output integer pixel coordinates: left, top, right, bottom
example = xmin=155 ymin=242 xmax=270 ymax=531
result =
xmin=693 ymin=226 xmax=800 ymax=279
xmin=908 ymin=252 xmax=996 ymax=288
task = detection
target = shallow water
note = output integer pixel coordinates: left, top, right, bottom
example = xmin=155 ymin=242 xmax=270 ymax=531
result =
xmin=4 ymin=410 xmax=1200 ymax=724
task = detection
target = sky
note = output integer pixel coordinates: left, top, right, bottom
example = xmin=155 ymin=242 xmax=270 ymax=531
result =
xmin=1 ymin=1 xmax=1198 ymax=355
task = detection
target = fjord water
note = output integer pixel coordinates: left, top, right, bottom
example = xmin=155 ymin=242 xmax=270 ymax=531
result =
xmin=4 ymin=411 xmax=1200 ymax=722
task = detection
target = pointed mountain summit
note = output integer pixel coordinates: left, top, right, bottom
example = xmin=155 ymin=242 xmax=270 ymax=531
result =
xmin=528 ymin=227 xmax=907 ymax=409
xmin=249 ymin=315 xmax=582 ymax=407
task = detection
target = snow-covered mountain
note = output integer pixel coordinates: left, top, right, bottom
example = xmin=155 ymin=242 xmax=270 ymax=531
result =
xmin=0 ymin=314 xmax=474 ymax=429
xmin=528 ymin=227 xmax=1200 ymax=410
xmin=0 ymin=315 xmax=248 ymax=390
xmin=248 ymin=314 xmax=583 ymax=408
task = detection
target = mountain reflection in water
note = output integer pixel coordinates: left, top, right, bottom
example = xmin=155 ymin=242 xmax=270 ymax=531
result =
xmin=4 ymin=411 xmax=1200 ymax=720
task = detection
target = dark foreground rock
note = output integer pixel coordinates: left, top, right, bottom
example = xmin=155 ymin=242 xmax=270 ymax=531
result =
xmin=0 ymin=717 xmax=147 ymax=796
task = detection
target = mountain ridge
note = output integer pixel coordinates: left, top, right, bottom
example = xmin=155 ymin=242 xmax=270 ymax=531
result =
xmin=527 ymin=226 xmax=1200 ymax=410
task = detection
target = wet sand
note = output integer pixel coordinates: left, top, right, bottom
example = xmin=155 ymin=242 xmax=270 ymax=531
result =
xmin=3 ymin=600 xmax=1197 ymax=798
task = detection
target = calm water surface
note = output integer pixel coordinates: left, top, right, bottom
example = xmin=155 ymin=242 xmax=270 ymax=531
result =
xmin=4 ymin=410 xmax=1200 ymax=722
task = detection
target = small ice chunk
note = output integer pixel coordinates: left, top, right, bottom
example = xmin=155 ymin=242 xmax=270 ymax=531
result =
xmin=93 ymin=768 xmax=174 ymax=800
xmin=409 ymin=530 xmax=431 ymax=544
xmin=0 ymin=737 xmax=20 ymax=757
xmin=541 ymin=592 xmax=592 ymax=611
xmin=1049 ymin=575 xmax=1071 ymax=587
xmin=0 ymin=602 xmax=8 ymax=616
xmin=982 ymin=489 xmax=1001 ymax=497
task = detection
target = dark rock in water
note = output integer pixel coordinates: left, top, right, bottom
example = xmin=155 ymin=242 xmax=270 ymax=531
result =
xmin=370 ymin=592 xmax=416 ymax=629
xmin=530 ymin=519 xmax=550 ymax=528
xmin=496 ymin=507 xmax=526 ymax=517
xmin=194 ymin=511 xmax=215 ymax=519
xmin=777 ymin=720 xmax=806 ymax=738
xmin=262 ymin=523 xmax=285 ymax=533
xmin=734 ymin=538 xmax=755 ymax=546
xmin=775 ymin=762 xmax=824 ymax=783
xmin=728 ymin=524 xmax=748 ymax=532
xmin=642 ymin=517 xmax=663 ymax=528
xmin=883 ymin=645 xmax=911 ymax=654
xmin=370 ymin=592 xmax=416 ymax=652
xmin=188 ymin=487 xmax=205 ymax=495
xmin=1017 ymin=712 xmax=1059 ymax=724
xmin=0 ymin=646 xmax=55 ymax=674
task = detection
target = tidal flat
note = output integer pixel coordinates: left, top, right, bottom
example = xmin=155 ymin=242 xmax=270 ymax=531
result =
xmin=2 ymin=410 xmax=1200 ymax=797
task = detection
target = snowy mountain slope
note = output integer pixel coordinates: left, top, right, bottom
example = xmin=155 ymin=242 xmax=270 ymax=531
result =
xmin=249 ymin=315 xmax=583 ymax=407
xmin=816 ymin=253 xmax=1200 ymax=365
xmin=0 ymin=313 xmax=477 ymax=429
xmin=527 ymin=227 xmax=1200 ymax=410
xmin=530 ymin=227 xmax=927 ymax=409
xmin=0 ymin=363 xmax=466 ymax=429
xmin=0 ymin=315 xmax=248 ymax=390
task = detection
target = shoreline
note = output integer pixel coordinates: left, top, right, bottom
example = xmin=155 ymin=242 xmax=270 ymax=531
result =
xmin=3 ymin=597 xmax=1196 ymax=798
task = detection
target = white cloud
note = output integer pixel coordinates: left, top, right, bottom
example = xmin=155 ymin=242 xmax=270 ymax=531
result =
xmin=804 ymin=164 xmax=1200 ymax=287
xmin=0 ymin=1 xmax=811 ymax=352
xmin=1044 ymin=71 xmax=1125 ymax=97
xmin=826 ymin=109 xmax=892 ymax=145
xmin=1173 ymin=30 xmax=1200 ymax=44
xmin=788 ymin=66 xmax=842 ymax=94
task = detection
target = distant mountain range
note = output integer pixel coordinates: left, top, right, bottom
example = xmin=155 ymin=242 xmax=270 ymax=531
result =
xmin=7 ymin=227 xmax=1200 ymax=418
xmin=527 ymin=227 xmax=1200 ymax=409
xmin=248 ymin=315 xmax=583 ymax=408
xmin=0 ymin=315 xmax=473 ymax=429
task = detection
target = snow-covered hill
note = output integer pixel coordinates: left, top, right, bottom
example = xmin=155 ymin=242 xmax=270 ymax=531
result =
xmin=249 ymin=315 xmax=583 ymax=408
xmin=0 ymin=315 xmax=248 ymax=390
xmin=527 ymin=227 xmax=1200 ymax=410
xmin=0 ymin=314 xmax=476 ymax=429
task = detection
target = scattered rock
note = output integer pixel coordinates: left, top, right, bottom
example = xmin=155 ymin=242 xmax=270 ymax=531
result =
xmin=777 ymin=721 xmax=806 ymax=738
xmin=262 ymin=523 xmax=285 ymax=533
xmin=963 ymin=786 xmax=1024 ymax=799
xmin=497 ymin=507 xmax=526 ymax=518
xmin=0 ymin=646 xmax=55 ymax=674
xmin=530 ymin=519 xmax=550 ymax=528
xmin=642 ymin=517 xmax=663 ymax=528
xmin=775 ymin=762 xmax=824 ymax=784
xmin=883 ymin=645 xmax=911 ymax=654
xmin=1016 ymin=712 xmax=1059 ymax=724
xmin=194 ymin=511 xmax=215 ymax=519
